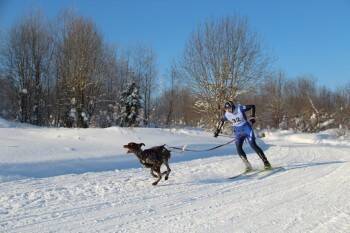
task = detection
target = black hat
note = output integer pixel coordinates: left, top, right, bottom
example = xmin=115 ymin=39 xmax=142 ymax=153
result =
xmin=224 ymin=101 xmax=235 ymax=109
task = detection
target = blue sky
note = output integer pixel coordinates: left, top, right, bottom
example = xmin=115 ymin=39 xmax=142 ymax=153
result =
xmin=1 ymin=0 xmax=349 ymax=89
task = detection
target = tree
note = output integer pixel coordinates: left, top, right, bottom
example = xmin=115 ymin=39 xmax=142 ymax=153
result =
xmin=118 ymin=82 xmax=142 ymax=127
xmin=335 ymin=83 xmax=350 ymax=129
xmin=54 ymin=12 xmax=108 ymax=127
xmin=0 ymin=76 xmax=17 ymax=119
xmin=0 ymin=12 xmax=53 ymax=125
xmin=181 ymin=16 xmax=269 ymax=128
xmin=0 ymin=10 xmax=158 ymax=128
xmin=131 ymin=45 xmax=157 ymax=126
xmin=260 ymin=71 xmax=286 ymax=128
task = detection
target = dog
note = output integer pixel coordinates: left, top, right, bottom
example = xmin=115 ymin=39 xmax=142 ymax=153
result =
xmin=123 ymin=142 xmax=171 ymax=185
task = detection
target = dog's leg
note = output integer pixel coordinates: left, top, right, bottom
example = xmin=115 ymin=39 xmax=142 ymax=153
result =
xmin=163 ymin=160 xmax=171 ymax=180
xmin=150 ymin=168 xmax=158 ymax=178
xmin=152 ymin=166 xmax=162 ymax=186
xmin=161 ymin=164 xmax=168 ymax=176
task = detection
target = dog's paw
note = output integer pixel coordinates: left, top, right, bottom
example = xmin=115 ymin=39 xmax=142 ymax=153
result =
xmin=152 ymin=182 xmax=158 ymax=185
xmin=164 ymin=176 xmax=169 ymax=180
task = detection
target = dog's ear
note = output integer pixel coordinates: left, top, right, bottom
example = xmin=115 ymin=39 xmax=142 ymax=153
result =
xmin=140 ymin=143 xmax=145 ymax=147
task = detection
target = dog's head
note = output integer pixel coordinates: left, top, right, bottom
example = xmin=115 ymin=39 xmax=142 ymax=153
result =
xmin=123 ymin=142 xmax=145 ymax=154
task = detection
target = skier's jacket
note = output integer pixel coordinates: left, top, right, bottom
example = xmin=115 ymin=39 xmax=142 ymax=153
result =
xmin=222 ymin=104 xmax=255 ymax=127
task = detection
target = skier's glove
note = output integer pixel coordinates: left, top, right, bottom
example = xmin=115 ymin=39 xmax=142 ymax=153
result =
xmin=213 ymin=128 xmax=220 ymax=138
xmin=249 ymin=118 xmax=256 ymax=125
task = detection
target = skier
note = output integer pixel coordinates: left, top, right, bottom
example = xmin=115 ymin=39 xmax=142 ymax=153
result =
xmin=214 ymin=101 xmax=272 ymax=172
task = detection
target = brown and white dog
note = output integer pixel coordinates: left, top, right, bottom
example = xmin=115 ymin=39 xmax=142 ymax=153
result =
xmin=123 ymin=142 xmax=171 ymax=185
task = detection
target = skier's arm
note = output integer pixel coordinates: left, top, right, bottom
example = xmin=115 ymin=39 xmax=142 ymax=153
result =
xmin=214 ymin=116 xmax=226 ymax=137
xmin=242 ymin=105 xmax=256 ymax=124
xmin=242 ymin=105 xmax=255 ymax=117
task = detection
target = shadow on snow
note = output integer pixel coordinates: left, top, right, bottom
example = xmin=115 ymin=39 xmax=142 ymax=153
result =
xmin=198 ymin=160 xmax=346 ymax=184
xmin=0 ymin=139 xmax=271 ymax=181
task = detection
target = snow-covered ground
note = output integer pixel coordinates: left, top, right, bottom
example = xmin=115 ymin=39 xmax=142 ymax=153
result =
xmin=0 ymin=118 xmax=349 ymax=233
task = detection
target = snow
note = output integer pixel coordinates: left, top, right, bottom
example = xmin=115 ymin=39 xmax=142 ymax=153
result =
xmin=0 ymin=118 xmax=35 ymax=128
xmin=0 ymin=117 xmax=349 ymax=232
xmin=319 ymin=119 xmax=335 ymax=128
xmin=264 ymin=129 xmax=350 ymax=146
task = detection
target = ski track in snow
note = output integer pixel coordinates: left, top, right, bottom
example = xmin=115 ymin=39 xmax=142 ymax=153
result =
xmin=0 ymin=124 xmax=349 ymax=233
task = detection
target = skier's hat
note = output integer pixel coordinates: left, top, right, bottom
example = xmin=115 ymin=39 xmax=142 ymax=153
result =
xmin=224 ymin=101 xmax=235 ymax=109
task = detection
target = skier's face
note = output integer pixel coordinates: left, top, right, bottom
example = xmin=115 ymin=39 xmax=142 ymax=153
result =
xmin=225 ymin=107 xmax=233 ymax=113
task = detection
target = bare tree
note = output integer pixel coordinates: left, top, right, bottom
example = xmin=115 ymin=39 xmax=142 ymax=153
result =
xmin=259 ymin=71 xmax=286 ymax=128
xmin=0 ymin=76 xmax=17 ymax=119
xmin=131 ymin=45 xmax=157 ymax=126
xmin=54 ymin=12 xmax=108 ymax=127
xmin=0 ymin=12 xmax=53 ymax=125
xmin=330 ymin=84 xmax=350 ymax=130
xmin=181 ymin=16 xmax=269 ymax=128
xmin=165 ymin=65 xmax=177 ymax=126
xmin=153 ymin=63 xmax=200 ymax=127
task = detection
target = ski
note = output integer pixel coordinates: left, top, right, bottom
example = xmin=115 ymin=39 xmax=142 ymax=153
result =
xmin=228 ymin=169 xmax=260 ymax=180
xmin=228 ymin=166 xmax=285 ymax=180
xmin=257 ymin=166 xmax=285 ymax=180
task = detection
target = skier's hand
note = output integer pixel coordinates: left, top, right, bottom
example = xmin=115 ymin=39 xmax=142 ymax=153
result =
xmin=213 ymin=129 xmax=220 ymax=138
xmin=249 ymin=118 xmax=256 ymax=125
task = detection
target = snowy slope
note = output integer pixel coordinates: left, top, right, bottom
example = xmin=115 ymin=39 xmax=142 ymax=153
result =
xmin=0 ymin=118 xmax=349 ymax=233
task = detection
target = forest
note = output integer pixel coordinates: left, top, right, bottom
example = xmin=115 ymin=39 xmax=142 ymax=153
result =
xmin=1 ymin=11 xmax=349 ymax=132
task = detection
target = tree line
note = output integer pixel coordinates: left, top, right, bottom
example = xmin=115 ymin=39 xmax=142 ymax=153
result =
xmin=1 ymin=12 xmax=349 ymax=132
xmin=0 ymin=11 xmax=155 ymax=127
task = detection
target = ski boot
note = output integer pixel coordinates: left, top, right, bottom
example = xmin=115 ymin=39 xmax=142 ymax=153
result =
xmin=244 ymin=163 xmax=254 ymax=173
xmin=264 ymin=161 xmax=272 ymax=170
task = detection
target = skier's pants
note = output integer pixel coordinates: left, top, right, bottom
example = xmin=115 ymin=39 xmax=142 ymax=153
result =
xmin=233 ymin=123 xmax=269 ymax=165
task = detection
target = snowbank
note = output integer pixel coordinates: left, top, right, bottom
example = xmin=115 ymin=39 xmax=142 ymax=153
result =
xmin=0 ymin=117 xmax=35 ymax=128
xmin=264 ymin=129 xmax=350 ymax=146
xmin=0 ymin=117 xmax=18 ymax=128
